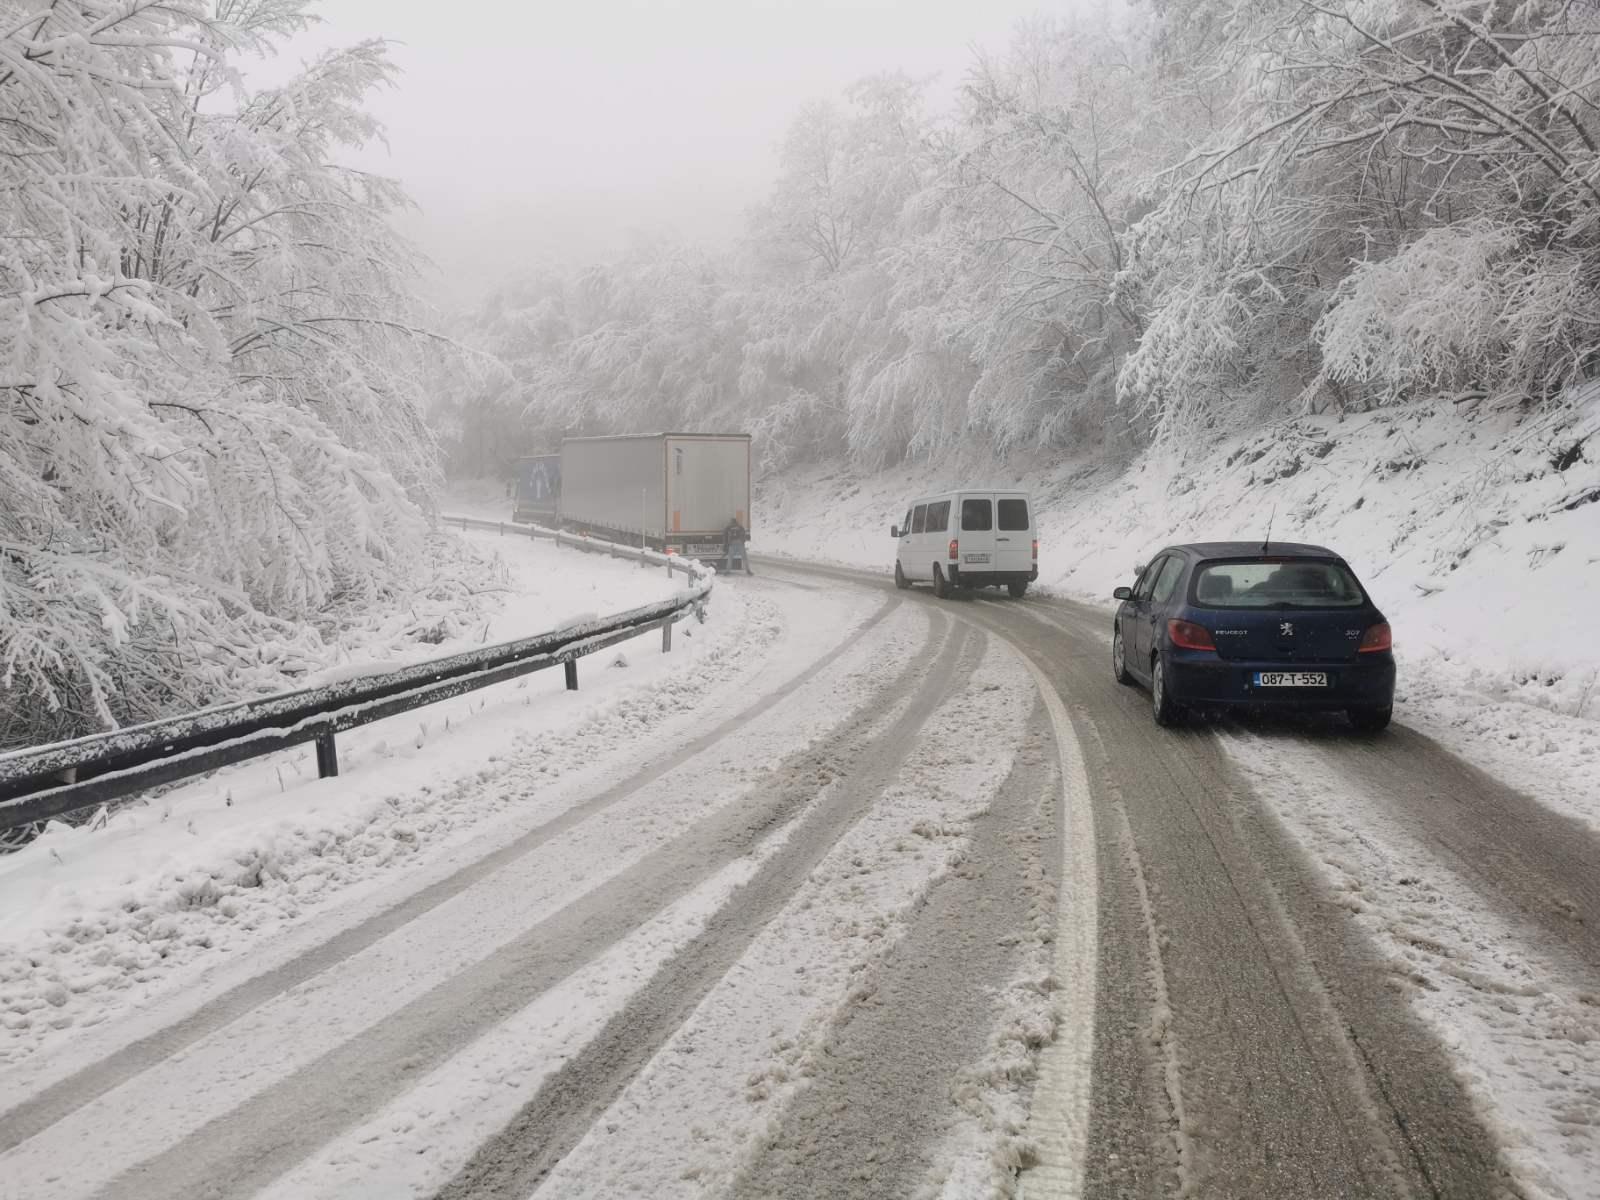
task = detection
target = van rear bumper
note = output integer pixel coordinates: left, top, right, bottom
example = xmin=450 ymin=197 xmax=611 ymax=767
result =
xmin=949 ymin=566 xmax=1038 ymax=587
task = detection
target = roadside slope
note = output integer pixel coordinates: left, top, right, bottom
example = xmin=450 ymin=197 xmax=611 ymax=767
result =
xmin=755 ymin=392 xmax=1600 ymax=834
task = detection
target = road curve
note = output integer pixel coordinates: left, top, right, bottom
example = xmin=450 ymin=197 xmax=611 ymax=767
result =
xmin=3 ymin=553 xmax=1590 ymax=1199
xmin=761 ymin=558 xmax=1565 ymax=1200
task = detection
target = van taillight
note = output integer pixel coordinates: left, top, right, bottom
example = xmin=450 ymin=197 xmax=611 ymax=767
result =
xmin=1168 ymin=619 xmax=1217 ymax=651
xmin=1031 ymin=539 xmax=1038 ymax=560
xmin=1358 ymin=622 xmax=1392 ymax=653
xmin=948 ymin=539 xmax=959 ymax=561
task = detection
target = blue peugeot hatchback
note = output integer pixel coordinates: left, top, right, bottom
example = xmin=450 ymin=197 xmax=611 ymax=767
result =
xmin=1111 ymin=542 xmax=1396 ymax=730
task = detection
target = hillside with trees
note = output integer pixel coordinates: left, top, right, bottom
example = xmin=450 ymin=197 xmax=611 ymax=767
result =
xmin=455 ymin=0 xmax=1598 ymax=479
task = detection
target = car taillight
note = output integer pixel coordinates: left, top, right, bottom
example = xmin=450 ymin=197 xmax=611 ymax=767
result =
xmin=949 ymin=538 xmax=959 ymax=561
xmin=1358 ymin=622 xmax=1392 ymax=653
xmin=1031 ymin=539 xmax=1038 ymax=560
xmin=1168 ymin=619 xmax=1217 ymax=651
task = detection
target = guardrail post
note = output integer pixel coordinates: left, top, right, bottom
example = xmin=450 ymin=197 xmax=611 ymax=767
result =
xmin=315 ymin=731 xmax=339 ymax=778
xmin=564 ymin=659 xmax=578 ymax=691
xmin=661 ymin=618 xmax=672 ymax=653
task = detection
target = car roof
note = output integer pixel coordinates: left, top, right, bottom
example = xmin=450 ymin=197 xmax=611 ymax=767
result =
xmin=1168 ymin=541 xmax=1343 ymax=560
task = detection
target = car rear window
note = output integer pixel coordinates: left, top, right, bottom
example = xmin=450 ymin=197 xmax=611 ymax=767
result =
xmin=1192 ymin=559 xmax=1366 ymax=608
xmin=961 ymin=498 xmax=992 ymax=531
xmin=997 ymin=498 xmax=1029 ymax=530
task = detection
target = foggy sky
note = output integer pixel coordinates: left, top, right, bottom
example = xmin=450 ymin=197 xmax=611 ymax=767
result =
xmin=267 ymin=1 xmax=1055 ymax=303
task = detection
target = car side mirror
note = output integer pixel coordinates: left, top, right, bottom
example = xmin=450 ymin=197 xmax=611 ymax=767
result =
xmin=890 ymin=525 xmax=899 ymax=538
xmin=1113 ymin=587 xmax=1133 ymax=601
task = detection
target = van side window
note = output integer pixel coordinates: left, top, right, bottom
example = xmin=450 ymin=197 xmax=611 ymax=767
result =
xmin=961 ymin=498 xmax=992 ymax=531
xmin=925 ymin=500 xmax=950 ymax=532
xmin=912 ymin=504 xmax=928 ymax=534
xmin=1151 ymin=556 xmax=1185 ymax=604
xmin=901 ymin=510 xmax=912 ymax=536
xmin=997 ymin=499 xmax=1029 ymax=530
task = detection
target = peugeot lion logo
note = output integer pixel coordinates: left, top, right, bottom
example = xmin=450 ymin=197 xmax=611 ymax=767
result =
xmin=1279 ymin=621 xmax=1295 ymax=637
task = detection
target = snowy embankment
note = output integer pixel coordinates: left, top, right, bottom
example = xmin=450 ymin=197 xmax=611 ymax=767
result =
xmin=0 ymin=522 xmax=712 ymax=1064
xmin=757 ymin=391 xmax=1600 ymax=832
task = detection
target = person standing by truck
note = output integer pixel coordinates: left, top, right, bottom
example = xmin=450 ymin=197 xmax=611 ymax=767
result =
xmin=725 ymin=518 xmax=752 ymax=575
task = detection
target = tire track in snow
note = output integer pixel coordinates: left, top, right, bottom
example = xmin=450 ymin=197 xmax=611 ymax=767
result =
xmin=766 ymin=564 xmax=1515 ymax=1200
xmin=74 ymin=610 xmax=956 ymax=1200
xmin=724 ymin=703 xmax=1062 ymax=1200
xmin=0 ymin=596 xmax=900 ymax=1156
xmin=428 ymin=617 xmax=979 ymax=1200
xmin=959 ymin=597 xmax=1515 ymax=1200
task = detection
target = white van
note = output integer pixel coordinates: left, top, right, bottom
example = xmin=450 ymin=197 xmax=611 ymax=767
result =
xmin=891 ymin=490 xmax=1038 ymax=598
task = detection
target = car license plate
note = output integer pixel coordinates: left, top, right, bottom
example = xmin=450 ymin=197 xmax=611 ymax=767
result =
xmin=1254 ymin=672 xmax=1328 ymax=687
xmin=684 ymin=543 xmax=724 ymax=556
xmin=964 ymin=553 xmax=990 ymax=564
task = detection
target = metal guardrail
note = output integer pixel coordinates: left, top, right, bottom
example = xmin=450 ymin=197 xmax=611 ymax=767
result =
xmin=0 ymin=518 xmax=713 ymax=837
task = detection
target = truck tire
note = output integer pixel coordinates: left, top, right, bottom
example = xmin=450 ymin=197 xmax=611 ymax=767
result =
xmin=894 ymin=561 xmax=910 ymax=590
xmin=1007 ymin=581 xmax=1028 ymax=599
xmin=932 ymin=564 xmax=950 ymax=599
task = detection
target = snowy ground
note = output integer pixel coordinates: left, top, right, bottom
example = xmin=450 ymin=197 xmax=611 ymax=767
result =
xmin=0 ymin=508 xmax=1063 ymax=1199
xmin=755 ymin=395 xmax=1600 ymax=1200
xmin=755 ymin=390 xmax=1600 ymax=835
xmin=0 ymin=523 xmax=692 ymax=1065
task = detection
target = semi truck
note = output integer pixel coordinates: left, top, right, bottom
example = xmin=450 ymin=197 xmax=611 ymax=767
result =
xmin=510 ymin=454 xmax=561 ymax=525
xmin=556 ymin=433 xmax=753 ymax=572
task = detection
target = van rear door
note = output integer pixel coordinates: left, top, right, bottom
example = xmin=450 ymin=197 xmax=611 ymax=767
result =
xmin=994 ymin=494 xmax=1033 ymax=574
xmin=957 ymin=494 xmax=999 ymax=571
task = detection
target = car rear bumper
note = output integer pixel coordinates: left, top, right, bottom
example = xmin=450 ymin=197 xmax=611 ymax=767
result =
xmin=1166 ymin=652 xmax=1395 ymax=710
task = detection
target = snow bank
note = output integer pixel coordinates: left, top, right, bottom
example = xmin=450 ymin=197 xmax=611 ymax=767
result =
xmin=757 ymin=391 xmax=1600 ymax=828
xmin=0 ymin=527 xmax=709 ymax=1065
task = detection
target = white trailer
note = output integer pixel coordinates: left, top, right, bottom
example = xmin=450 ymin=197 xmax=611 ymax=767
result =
xmin=558 ymin=433 xmax=752 ymax=569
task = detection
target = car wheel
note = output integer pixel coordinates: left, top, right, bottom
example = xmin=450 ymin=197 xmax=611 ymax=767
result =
xmin=1151 ymin=654 xmax=1182 ymax=726
xmin=1112 ymin=627 xmax=1132 ymax=685
xmin=894 ymin=560 xmax=910 ymax=590
xmin=932 ymin=564 xmax=949 ymax=599
xmin=1007 ymin=581 xmax=1028 ymax=599
xmin=1348 ymin=705 xmax=1392 ymax=733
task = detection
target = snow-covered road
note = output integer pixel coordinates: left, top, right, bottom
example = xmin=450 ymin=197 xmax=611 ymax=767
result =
xmin=1 ymin=537 xmax=1595 ymax=1200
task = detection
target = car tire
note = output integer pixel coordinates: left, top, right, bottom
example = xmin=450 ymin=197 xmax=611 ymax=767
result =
xmin=1151 ymin=654 xmax=1183 ymax=726
xmin=894 ymin=560 xmax=910 ymax=590
xmin=932 ymin=564 xmax=949 ymax=599
xmin=1348 ymin=706 xmax=1392 ymax=733
xmin=1007 ymin=581 xmax=1028 ymax=599
xmin=1112 ymin=627 xmax=1132 ymax=685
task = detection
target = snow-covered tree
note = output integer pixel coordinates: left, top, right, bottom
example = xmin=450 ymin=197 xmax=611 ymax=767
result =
xmin=1 ymin=1 xmax=449 ymax=747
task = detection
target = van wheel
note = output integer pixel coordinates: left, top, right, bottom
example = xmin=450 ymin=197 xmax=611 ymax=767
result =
xmin=932 ymin=564 xmax=950 ymax=599
xmin=1007 ymin=581 xmax=1028 ymax=599
xmin=894 ymin=560 xmax=910 ymax=590
xmin=1151 ymin=654 xmax=1183 ymax=726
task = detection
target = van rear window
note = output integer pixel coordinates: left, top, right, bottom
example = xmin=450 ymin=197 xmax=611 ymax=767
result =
xmin=925 ymin=500 xmax=950 ymax=532
xmin=961 ymin=499 xmax=991 ymax=531
xmin=997 ymin=499 xmax=1029 ymax=531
